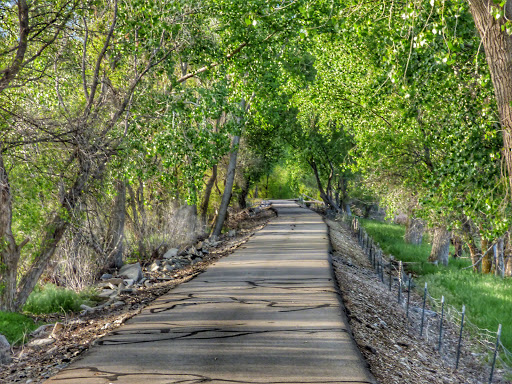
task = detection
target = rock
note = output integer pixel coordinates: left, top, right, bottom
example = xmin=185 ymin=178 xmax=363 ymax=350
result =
xmin=119 ymin=262 xmax=143 ymax=282
xmin=196 ymin=241 xmax=203 ymax=249
xmin=150 ymin=261 xmax=161 ymax=272
xmin=27 ymin=338 xmax=55 ymax=348
xmin=80 ymin=304 xmax=93 ymax=311
xmin=163 ymin=264 xmax=176 ymax=272
xmin=99 ymin=289 xmax=117 ymax=298
xmin=202 ymin=249 xmax=210 ymax=254
xmin=163 ymin=248 xmax=179 ymax=259
xmin=123 ymin=279 xmax=135 ymax=287
xmin=100 ymin=273 xmax=113 ymax=280
xmin=111 ymin=301 xmax=125 ymax=308
xmin=121 ymin=288 xmax=134 ymax=294
xmin=228 ymin=229 xmax=236 ymax=237
xmin=30 ymin=324 xmax=53 ymax=337
xmin=144 ymin=281 xmax=153 ymax=288
xmin=104 ymin=278 xmax=124 ymax=286
xmin=50 ymin=323 xmax=64 ymax=338
xmin=0 ymin=334 xmax=11 ymax=365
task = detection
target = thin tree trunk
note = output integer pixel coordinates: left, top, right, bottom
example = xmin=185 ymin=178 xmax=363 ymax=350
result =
xmin=428 ymin=227 xmax=450 ymax=266
xmin=309 ymin=159 xmax=341 ymax=211
xmin=105 ymin=179 xmax=126 ymax=269
xmin=468 ymin=0 xmax=512 ymax=194
xmin=212 ymin=135 xmax=240 ymax=238
xmin=238 ymin=175 xmax=250 ymax=209
xmin=200 ymin=165 xmax=217 ymax=224
xmin=0 ymin=152 xmax=26 ymax=312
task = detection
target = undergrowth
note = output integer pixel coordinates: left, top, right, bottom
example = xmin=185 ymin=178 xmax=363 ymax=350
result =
xmin=360 ymin=218 xmax=512 ymax=352
xmin=23 ymin=284 xmax=93 ymax=315
xmin=0 ymin=312 xmax=42 ymax=345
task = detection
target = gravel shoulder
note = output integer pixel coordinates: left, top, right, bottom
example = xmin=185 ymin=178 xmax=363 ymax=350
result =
xmin=326 ymin=216 xmax=504 ymax=384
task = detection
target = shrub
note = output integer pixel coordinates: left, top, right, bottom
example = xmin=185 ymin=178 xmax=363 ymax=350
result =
xmin=23 ymin=284 xmax=86 ymax=314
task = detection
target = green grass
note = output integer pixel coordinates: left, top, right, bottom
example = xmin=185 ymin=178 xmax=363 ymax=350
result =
xmin=0 ymin=311 xmax=43 ymax=345
xmin=360 ymin=218 xmax=512 ymax=352
xmin=23 ymin=284 xmax=91 ymax=315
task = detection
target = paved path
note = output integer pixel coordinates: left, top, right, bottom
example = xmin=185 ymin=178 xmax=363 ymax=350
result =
xmin=46 ymin=201 xmax=374 ymax=384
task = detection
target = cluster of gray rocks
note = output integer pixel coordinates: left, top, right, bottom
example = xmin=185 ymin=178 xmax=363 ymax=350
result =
xmin=84 ymin=237 xmax=223 ymax=312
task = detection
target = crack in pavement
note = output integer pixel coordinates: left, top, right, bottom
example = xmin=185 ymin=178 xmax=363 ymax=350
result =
xmin=98 ymin=327 xmax=348 ymax=346
xmin=49 ymin=367 xmax=373 ymax=384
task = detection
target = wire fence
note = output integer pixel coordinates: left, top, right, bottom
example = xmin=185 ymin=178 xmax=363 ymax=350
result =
xmin=335 ymin=213 xmax=512 ymax=384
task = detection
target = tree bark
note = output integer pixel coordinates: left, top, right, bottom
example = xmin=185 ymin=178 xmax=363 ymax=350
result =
xmin=105 ymin=179 xmax=126 ymax=269
xmin=212 ymin=135 xmax=240 ymax=238
xmin=462 ymin=217 xmax=481 ymax=273
xmin=468 ymin=0 xmax=512 ymax=193
xmin=237 ymin=175 xmax=251 ymax=209
xmin=0 ymin=152 xmax=26 ymax=311
xmin=404 ymin=216 xmax=424 ymax=245
xmin=0 ymin=0 xmax=29 ymax=93
xmin=452 ymin=235 xmax=463 ymax=258
xmin=481 ymin=236 xmax=493 ymax=274
xmin=200 ymin=165 xmax=217 ymax=224
xmin=428 ymin=227 xmax=450 ymax=266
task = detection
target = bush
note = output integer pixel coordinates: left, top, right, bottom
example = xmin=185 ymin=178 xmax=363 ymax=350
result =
xmin=23 ymin=284 xmax=87 ymax=314
xmin=0 ymin=311 xmax=42 ymax=345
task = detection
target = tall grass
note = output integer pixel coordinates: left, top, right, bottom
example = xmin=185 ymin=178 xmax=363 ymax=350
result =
xmin=23 ymin=284 xmax=91 ymax=314
xmin=360 ymin=218 xmax=512 ymax=351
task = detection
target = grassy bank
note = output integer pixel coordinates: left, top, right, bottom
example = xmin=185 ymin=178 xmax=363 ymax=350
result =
xmin=360 ymin=218 xmax=512 ymax=352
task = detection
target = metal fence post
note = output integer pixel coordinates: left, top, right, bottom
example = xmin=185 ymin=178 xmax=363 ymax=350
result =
xmin=489 ymin=324 xmax=502 ymax=384
xmin=438 ymin=296 xmax=445 ymax=352
xmin=388 ymin=256 xmax=393 ymax=291
xmin=398 ymin=261 xmax=403 ymax=304
xmin=406 ymin=274 xmax=412 ymax=319
xmin=420 ymin=282 xmax=427 ymax=337
xmin=455 ymin=305 xmax=465 ymax=369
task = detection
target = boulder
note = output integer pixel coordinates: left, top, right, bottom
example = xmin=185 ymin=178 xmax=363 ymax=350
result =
xmin=163 ymin=248 xmax=179 ymax=259
xmin=0 ymin=334 xmax=11 ymax=365
xmin=119 ymin=262 xmax=143 ymax=282
xmin=100 ymin=273 xmax=113 ymax=280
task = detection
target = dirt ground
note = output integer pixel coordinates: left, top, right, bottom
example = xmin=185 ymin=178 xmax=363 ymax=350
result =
xmin=1 ymin=208 xmax=276 ymax=384
xmin=326 ymin=216 xmax=508 ymax=384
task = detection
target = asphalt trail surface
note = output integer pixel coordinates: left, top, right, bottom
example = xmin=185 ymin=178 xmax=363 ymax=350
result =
xmin=45 ymin=200 xmax=374 ymax=384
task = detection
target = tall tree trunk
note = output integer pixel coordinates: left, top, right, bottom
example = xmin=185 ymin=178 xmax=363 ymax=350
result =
xmin=481 ymin=236 xmax=493 ymax=274
xmin=238 ymin=175 xmax=250 ymax=209
xmin=428 ymin=227 xmax=450 ymax=266
xmin=452 ymin=235 xmax=463 ymax=258
xmin=200 ymin=165 xmax=217 ymax=224
xmin=468 ymin=0 xmax=512 ymax=193
xmin=105 ymin=179 xmax=126 ymax=269
xmin=212 ymin=135 xmax=240 ymax=238
xmin=462 ymin=216 xmax=481 ymax=273
xmin=404 ymin=216 xmax=424 ymax=245
xmin=0 ymin=152 xmax=26 ymax=312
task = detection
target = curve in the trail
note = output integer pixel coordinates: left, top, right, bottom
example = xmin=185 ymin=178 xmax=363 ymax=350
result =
xmin=45 ymin=200 xmax=375 ymax=384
